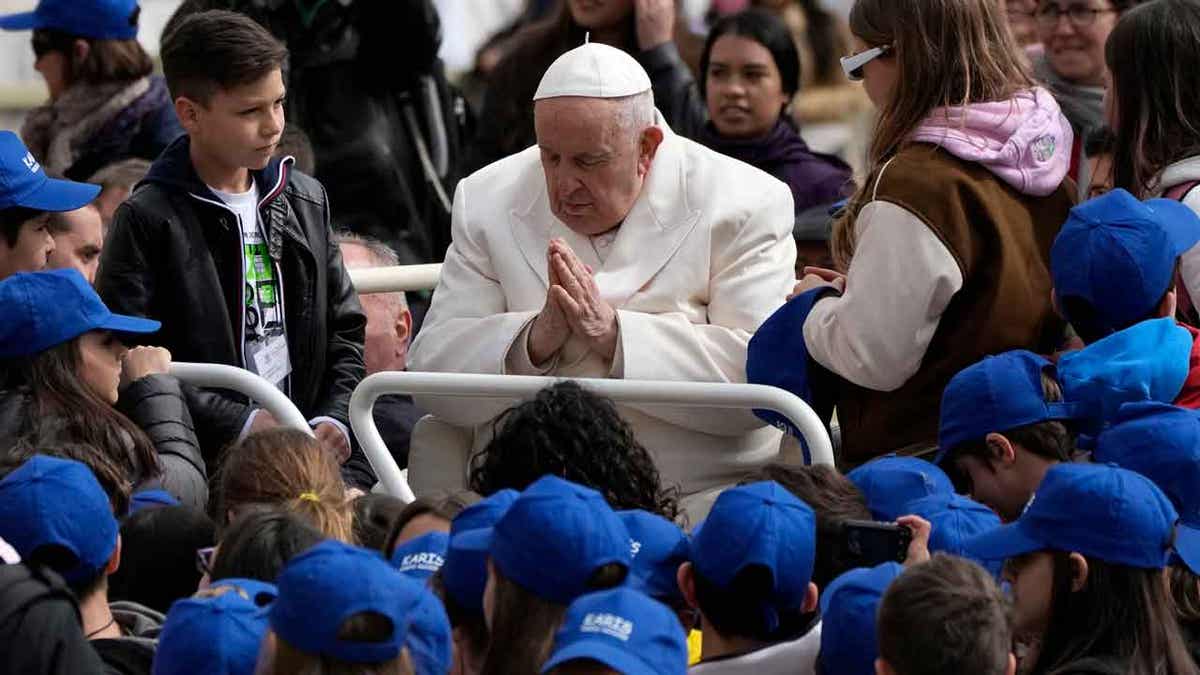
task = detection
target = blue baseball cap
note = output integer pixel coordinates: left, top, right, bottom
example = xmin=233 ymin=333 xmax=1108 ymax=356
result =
xmin=1094 ymin=401 xmax=1200 ymax=575
xmin=1052 ymin=188 xmax=1200 ymax=337
xmin=270 ymin=540 xmax=452 ymax=671
xmin=847 ymin=456 xmax=955 ymax=522
xmin=0 ymin=0 xmax=140 ymax=40
xmin=452 ymin=476 xmax=631 ymax=605
xmin=152 ymin=580 xmax=276 ymax=675
xmin=0 ymin=269 xmax=160 ymax=359
xmin=938 ymin=351 xmax=1080 ymax=461
xmin=442 ymin=489 xmax=518 ymax=614
xmin=0 ymin=131 xmax=99 ymax=211
xmin=618 ymin=510 xmax=689 ymax=605
xmin=902 ymin=493 xmax=1003 ymax=577
xmin=390 ymin=531 xmax=448 ymax=582
xmin=0 ymin=455 xmax=118 ymax=585
xmin=541 ymin=588 xmax=688 ymax=675
xmin=964 ymin=462 xmax=1177 ymax=569
xmin=127 ymin=488 xmax=180 ymax=515
xmin=690 ymin=482 xmax=816 ymax=628
xmin=817 ymin=562 xmax=904 ymax=675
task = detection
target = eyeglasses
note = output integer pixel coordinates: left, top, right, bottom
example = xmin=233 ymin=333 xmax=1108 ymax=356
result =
xmin=841 ymin=44 xmax=892 ymax=82
xmin=1035 ymin=4 xmax=1118 ymax=28
xmin=196 ymin=546 xmax=216 ymax=577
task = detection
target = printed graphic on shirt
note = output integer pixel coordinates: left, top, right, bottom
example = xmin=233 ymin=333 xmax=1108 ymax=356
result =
xmin=242 ymin=225 xmax=291 ymax=387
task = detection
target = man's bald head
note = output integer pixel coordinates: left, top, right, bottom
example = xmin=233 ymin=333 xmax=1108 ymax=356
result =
xmin=534 ymin=92 xmax=663 ymax=236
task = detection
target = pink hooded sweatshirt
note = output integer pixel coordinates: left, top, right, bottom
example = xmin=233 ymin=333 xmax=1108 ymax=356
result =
xmin=909 ymin=86 xmax=1073 ymax=197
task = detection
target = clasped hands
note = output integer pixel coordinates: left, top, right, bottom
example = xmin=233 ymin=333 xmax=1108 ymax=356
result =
xmin=528 ymin=238 xmax=619 ymax=365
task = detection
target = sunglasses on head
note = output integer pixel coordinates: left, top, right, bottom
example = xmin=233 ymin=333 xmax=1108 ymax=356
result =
xmin=841 ymin=44 xmax=892 ymax=82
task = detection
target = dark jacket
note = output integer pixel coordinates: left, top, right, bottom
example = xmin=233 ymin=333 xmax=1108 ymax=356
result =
xmin=0 ymin=376 xmax=207 ymax=510
xmin=95 ymin=136 xmax=369 ymax=483
xmin=642 ymin=43 xmax=853 ymax=217
xmin=90 ymin=601 xmax=162 ymax=675
xmin=374 ymin=394 xmax=423 ymax=470
xmin=0 ymin=563 xmax=111 ymax=675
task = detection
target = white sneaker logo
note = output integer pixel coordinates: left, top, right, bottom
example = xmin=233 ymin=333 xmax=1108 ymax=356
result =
xmin=22 ymin=152 xmax=39 ymax=174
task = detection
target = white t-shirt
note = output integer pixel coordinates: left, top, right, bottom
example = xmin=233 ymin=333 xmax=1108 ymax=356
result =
xmin=689 ymin=623 xmax=821 ymax=675
xmin=209 ymin=182 xmax=291 ymax=391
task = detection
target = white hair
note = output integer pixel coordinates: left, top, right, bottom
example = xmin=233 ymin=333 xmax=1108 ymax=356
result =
xmin=611 ymin=90 xmax=656 ymax=143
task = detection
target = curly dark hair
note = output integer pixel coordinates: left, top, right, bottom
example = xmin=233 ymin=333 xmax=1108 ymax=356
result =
xmin=469 ymin=382 xmax=681 ymax=521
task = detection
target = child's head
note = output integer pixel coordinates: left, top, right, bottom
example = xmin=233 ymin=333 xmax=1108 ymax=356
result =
xmin=161 ymin=9 xmax=288 ymax=173
xmin=208 ymin=507 xmax=324 ymax=585
xmin=876 ymin=555 xmax=1014 ymax=675
xmin=542 ymin=588 xmax=689 ymax=675
xmin=700 ymin=9 xmax=799 ymax=139
xmin=471 ymin=382 xmax=680 ymax=519
xmin=1052 ymin=189 xmax=1200 ymax=343
xmin=108 ymin=504 xmax=215 ymax=614
xmin=263 ymin=540 xmax=450 ymax=675
xmin=0 ymin=455 xmax=119 ymax=599
xmin=1106 ymin=0 xmax=1200 ymax=197
xmin=817 ymin=562 xmax=904 ymax=675
xmin=352 ymin=493 xmax=408 ymax=553
xmin=617 ymin=510 xmax=692 ymax=626
xmin=964 ymin=463 xmax=1195 ymax=674
xmin=0 ymin=0 xmax=151 ymax=100
xmin=0 ymin=132 xmax=99 ymax=280
xmin=384 ymin=491 xmax=477 ymax=557
xmin=846 ymin=456 xmax=954 ymax=522
xmin=153 ymin=578 xmax=277 ymax=675
xmin=681 ymin=481 xmax=818 ymax=647
xmin=900 ymin=495 xmax=1002 ymax=576
xmin=741 ymin=463 xmax=872 ymax=590
xmin=390 ymin=531 xmax=449 ymax=583
xmin=215 ymin=428 xmax=353 ymax=542
xmin=453 ymin=476 xmax=630 ymax=673
xmin=937 ymin=351 xmax=1077 ymax=521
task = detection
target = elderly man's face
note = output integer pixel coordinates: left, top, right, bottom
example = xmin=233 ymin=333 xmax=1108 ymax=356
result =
xmin=535 ymin=96 xmax=660 ymax=236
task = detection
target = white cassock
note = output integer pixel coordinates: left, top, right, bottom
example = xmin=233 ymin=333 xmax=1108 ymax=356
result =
xmin=408 ymin=114 xmax=797 ymax=518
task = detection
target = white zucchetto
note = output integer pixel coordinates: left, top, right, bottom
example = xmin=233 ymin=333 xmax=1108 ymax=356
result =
xmin=533 ymin=42 xmax=653 ymax=101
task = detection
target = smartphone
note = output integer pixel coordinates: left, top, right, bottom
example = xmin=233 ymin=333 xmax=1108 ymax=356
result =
xmin=839 ymin=520 xmax=911 ymax=567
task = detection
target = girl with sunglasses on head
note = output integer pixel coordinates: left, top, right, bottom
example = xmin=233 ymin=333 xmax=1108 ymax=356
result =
xmin=751 ymin=0 xmax=1076 ymax=468
xmin=0 ymin=0 xmax=182 ymax=182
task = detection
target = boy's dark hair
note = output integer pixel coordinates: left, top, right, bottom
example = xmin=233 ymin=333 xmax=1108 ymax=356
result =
xmin=108 ymin=505 xmax=216 ymax=613
xmin=942 ymin=371 xmax=1074 ymax=491
xmin=740 ymin=464 xmax=870 ymax=590
xmin=161 ymin=9 xmax=288 ymax=105
xmin=1084 ymin=126 xmax=1117 ymax=158
xmin=383 ymin=491 xmax=477 ymax=556
xmin=1059 ymin=259 xmax=1181 ymax=345
xmin=210 ymin=508 xmax=324 ymax=584
xmin=877 ymin=555 xmax=1011 ymax=675
xmin=0 ymin=207 xmax=43 ymax=248
xmin=692 ymin=565 xmax=810 ymax=644
xmin=470 ymin=381 xmax=681 ymax=521
xmin=352 ymin=493 xmax=408 ymax=553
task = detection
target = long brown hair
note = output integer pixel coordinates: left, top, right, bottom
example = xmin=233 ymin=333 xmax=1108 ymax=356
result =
xmin=1106 ymin=0 xmax=1200 ymax=197
xmin=33 ymin=29 xmax=154 ymax=87
xmin=214 ymin=429 xmax=354 ymax=543
xmin=2 ymin=338 xmax=159 ymax=490
xmin=831 ymin=0 xmax=1034 ymax=269
xmin=1028 ymin=552 xmax=1198 ymax=675
xmin=269 ymin=616 xmax=415 ymax=675
xmin=480 ymin=563 xmax=628 ymax=675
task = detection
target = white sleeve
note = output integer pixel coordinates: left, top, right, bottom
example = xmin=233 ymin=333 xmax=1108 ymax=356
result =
xmin=802 ymin=200 xmax=964 ymax=391
xmin=1179 ymin=190 xmax=1200 ymax=318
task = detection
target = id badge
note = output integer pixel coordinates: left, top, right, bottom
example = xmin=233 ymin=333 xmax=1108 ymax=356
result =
xmin=248 ymin=336 xmax=292 ymax=387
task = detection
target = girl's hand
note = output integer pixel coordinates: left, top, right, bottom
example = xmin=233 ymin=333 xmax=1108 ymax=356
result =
xmin=121 ymin=346 xmax=172 ymax=386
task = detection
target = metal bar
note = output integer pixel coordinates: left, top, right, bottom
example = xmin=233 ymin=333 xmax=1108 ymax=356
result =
xmin=170 ymin=362 xmax=313 ymax=436
xmin=350 ymin=371 xmax=833 ymax=500
xmin=348 ymin=264 xmax=442 ymax=294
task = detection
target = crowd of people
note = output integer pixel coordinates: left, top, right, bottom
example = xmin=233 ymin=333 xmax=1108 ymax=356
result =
xmin=5 ymin=0 xmax=1200 ymax=673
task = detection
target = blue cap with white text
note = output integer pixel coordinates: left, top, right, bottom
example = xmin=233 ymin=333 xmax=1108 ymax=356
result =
xmin=541 ymin=588 xmax=688 ymax=675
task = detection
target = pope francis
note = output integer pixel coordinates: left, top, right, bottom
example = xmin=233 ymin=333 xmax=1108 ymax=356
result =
xmin=409 ymin=42 xmax=798 ymax=517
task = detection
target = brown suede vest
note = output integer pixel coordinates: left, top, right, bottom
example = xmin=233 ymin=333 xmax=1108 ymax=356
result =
xmin=836 ymin=144 xmax=1076 ymax=467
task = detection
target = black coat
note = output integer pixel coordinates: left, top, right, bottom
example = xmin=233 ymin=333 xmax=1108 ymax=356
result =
xmin=96 ymin=136 xmax=368 ymax=482
xmin=0 ymin=374 xmax=207 ymax=510
xmin=0 ymin=564 xmax=111 ymax=675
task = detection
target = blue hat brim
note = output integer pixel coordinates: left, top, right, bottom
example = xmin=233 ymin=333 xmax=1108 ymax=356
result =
xmin=98 ymin=312 xmax=161 ymax=335
xmin=1148 ymin=198 xmax=1200 ymax=256
xmin=1175 ymin=523 xmax=1200 ymax=576
xmin=450 ymin=527 xmax=493 ymax=553
xmin=15 ymin=177 xmax=100 ymax=213
xmin=541 ymin=641 xmax=654 ymax=675
xmin=0 ymin=12 xmax=35 ymax=30
xmin=962 ymin=521 xmax=1045 ymax=562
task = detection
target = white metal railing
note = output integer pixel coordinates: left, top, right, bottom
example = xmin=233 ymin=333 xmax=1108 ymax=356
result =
xmin=170 ymin=362 xmax=313 ymax=435
xmin=350 ymin=371 xmax=834 ymax=501
xmin=348 ymin=264 xmax=441 ymax=294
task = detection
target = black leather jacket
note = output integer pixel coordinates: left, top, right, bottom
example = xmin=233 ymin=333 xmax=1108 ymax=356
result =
xmin=96 ymin=136 xmax=368 ymax=474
